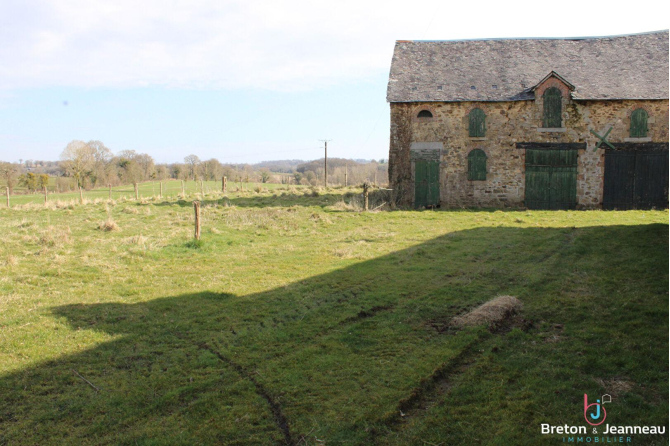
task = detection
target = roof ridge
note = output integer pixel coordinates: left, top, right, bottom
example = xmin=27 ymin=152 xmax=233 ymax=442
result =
xmin=396 ymin=29 xmax=669 ymax=44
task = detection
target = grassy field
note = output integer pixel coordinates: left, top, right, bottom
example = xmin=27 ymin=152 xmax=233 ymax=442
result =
xmin=0 ymin=189 xmax=667 ymax=445
xmin=2 ymin=180 xmax=290 ymax=206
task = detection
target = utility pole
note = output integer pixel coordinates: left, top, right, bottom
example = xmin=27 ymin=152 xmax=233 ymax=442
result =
xmin=319 ymin=139 xmax=332 ymax=188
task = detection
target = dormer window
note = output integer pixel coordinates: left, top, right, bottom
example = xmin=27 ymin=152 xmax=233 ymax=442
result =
xmin=543 ymin=87 xmax=562 ymax=128
xmin=533 ymin=72 xmax=573 ymax=132
xmin=417 ymin=110 xmax=433 ymax=118
xmin=468 ymin=108 xmax=486 ymax=137
xmin=630 ymin=108 xmax=648 ymax=137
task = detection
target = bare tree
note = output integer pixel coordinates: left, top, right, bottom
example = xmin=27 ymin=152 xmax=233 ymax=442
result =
xmin=184 ymin=154 xmax=201 ymax=180
xmin=200 ymin=158 xmax=223 ymax=181
xmin=60 ymin=140 xmax=95 ymax=188
xmin=135 ymin=153 xmax=156 ymax=179
xmin=87 ymin=140 xmax=113 ymax=187
xmin=0 ymin=162 xmax=22 ymax=193
xmin=88 ymin=141 xmax=112 ymax=164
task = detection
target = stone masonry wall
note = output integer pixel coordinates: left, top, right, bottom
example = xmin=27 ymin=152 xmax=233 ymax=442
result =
xmin=389 ymin=97 xmax=669 ymax=208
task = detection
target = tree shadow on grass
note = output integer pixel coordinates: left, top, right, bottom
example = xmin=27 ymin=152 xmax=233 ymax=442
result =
xmin=0 ymin=224 xmax=667 ymax=445
xmin=149 ymin=192 xmax=364 ymax=210
xmin=148 ymin=186 xmax=399 ymax=211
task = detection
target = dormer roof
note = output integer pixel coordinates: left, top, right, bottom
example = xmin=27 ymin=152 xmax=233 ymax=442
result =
xmin=532 ymin=71 xmax=575 ymax=92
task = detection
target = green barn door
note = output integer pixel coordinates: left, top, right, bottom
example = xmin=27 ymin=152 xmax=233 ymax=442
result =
xmin=414 ymin=160 xmax=440 ymax=209
xmin=635 ymin=151 xmax=669 ymax=209
xmin=603 ymin=149 xmax=669 ymax=210
xmin=525 ymin=149 xmax=577 ymax=210
xmin=603 ymin=151 xmax=636 ymax=209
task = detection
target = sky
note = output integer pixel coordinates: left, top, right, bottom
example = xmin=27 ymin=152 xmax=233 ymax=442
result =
xmin=0 ymin=0 xmax=667 ymax=164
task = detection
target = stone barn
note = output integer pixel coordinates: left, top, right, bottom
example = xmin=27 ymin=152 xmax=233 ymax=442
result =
xmin=386 ymin=31 xmax=669 ymax=209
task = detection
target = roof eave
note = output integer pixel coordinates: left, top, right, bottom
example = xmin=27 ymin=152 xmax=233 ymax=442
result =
xmin=388 ymin=96 xmax=669 ymax=103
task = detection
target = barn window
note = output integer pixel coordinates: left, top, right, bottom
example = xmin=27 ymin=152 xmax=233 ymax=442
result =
xmin=468 ymin=108 xmax=486 ymax=137
xmin=417 ymin=110 xmax=433 ymax=118
xmin=467 ymin=149 xmax=487 ymax=181
xmin=630 ymin=108 xmax=648 ymax=137
xmin=543 ymin=87 xmax=562 ymax=128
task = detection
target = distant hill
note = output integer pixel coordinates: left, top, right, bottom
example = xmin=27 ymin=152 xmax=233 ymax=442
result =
xmin=248 ymin=159 xmax=383 ymax=174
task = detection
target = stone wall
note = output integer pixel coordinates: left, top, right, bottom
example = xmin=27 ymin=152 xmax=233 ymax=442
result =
xmin=388 ymin=97 xmax=669 ymax=208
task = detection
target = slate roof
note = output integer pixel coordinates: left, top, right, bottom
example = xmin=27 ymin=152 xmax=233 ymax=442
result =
xmin=387 ymin=31 xmax=669 ymax=102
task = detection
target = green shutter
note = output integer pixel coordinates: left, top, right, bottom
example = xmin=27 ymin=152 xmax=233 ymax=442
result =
xmin=469 ymin=108 xmax=486 ymax=137
xmin=543 ymin=88 xmax=562 ymax=128
xmin=468 ymin=149 xmax=487 ymax=181
xmin=630 ymin=109 xmax=648 ymax=138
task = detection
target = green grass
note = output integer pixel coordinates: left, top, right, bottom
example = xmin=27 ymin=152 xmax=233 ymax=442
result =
xmin=0 ymin=190 xmax=667 ymax=445
xmin=2 ymin=179 xmax=294 ymax=206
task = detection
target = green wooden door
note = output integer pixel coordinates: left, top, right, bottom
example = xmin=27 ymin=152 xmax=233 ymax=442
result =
xmin=415 ymin=160 xmax=440 ymax=209
xmin=525 ymin=149 xmax=577 ymax=210
xmin=603 ymin=151 xmax=636 ymax=209
xmin=603 ymin=149 xmax=669 ymax=210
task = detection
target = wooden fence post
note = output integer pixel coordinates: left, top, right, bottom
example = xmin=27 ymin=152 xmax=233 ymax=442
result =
xmin=44 ymin=186 xmax=48 ymax=205
xmin=79 ymin=186 xmax=83 ymax=204
xmin=222 ymin=176 xmax=227 ymax=193
xmin=193 ymin=201 xmax=201 ymax=241
xmin=6 ymin=187 xmax=9 ymax=208
xmin=134 ymin=183 xmax=139 ymax=200
xmin=181 ymin=180 xmax=185 ymax=197
xmin=160 ymin=182 xmax=163 ymax=198
xmin=364 ymin=182 xmax=369 ymax=211
xmin=344 ymin=166 xmax=348 ymax=187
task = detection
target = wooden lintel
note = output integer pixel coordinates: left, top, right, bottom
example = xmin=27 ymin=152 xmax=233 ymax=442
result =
xmin=515 ymin=142 xmax=587 ymax=150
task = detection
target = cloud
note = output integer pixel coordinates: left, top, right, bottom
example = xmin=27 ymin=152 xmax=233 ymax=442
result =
xmin=0 ymin=0 xmax=666 ymax=91
xmin=0 ymin=0 xmax=404 ymax=91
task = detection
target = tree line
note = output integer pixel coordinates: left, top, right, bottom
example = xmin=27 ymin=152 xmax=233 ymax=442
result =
xmin=0 ymin=140 xmax=388 ymax=193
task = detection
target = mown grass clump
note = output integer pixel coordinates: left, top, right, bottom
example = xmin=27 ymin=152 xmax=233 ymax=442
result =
xmin=97 ymin=217 xmax=119 ymax=232
xmin=38 ymin=225 xmax=71 ymax=247
xmin=451 ymin=295 xmax=522 ymax=327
